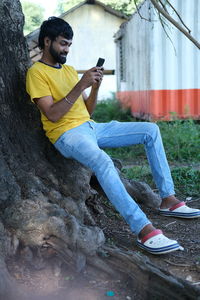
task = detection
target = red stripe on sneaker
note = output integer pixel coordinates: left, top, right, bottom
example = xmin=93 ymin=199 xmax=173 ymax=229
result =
xmin=141 ymin=229 xmax=163 ymax=244
xmin=169 ymin=201 xmax=185 ymax=211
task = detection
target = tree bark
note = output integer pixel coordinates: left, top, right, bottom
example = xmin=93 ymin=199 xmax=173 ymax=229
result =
xmin=0 ymin=0 xmax=105 ymax=295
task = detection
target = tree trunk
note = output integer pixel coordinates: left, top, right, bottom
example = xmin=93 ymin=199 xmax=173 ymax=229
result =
xmin=0 ymin=0 xmax=104 ymax=296
xmin=0 ymin=1 xmax=199 ymax=299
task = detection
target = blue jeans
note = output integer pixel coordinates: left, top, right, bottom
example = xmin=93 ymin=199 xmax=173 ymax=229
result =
xmin=54 ymin=121 xmax=175 ymax=235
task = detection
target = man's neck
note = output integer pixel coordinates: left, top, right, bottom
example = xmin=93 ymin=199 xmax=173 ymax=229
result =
xmin=40 ymin=54 xmax=59 ymax=68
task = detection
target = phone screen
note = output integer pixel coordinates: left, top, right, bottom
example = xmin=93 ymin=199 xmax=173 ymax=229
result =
xmin=96 ymin=58 xmax=105 ymax=67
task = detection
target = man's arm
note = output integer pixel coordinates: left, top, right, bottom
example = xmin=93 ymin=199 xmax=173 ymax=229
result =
xmin=83 ymin=68 xmax=104 ymax=115
xmin=82 ymin=86 xmax=99 ymax=115
xmin=34 ymin=67 xmax=102 ymax=122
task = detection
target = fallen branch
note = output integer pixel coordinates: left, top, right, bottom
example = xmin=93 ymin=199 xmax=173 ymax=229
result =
xmin=101 ymin=245 xmax=200 ymax=299
xmin=164 ymin=259 xmax=191 ymax=267
xmin=164 ymin=221 xmax=177 ymax=228
xmin=186 ymin=198 xmax=200 ymax=203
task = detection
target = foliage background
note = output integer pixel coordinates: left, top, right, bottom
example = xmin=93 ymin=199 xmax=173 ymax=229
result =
xmin=21 ymin=0 xmax=44 ymax=35
xmin=93 ymin=98 xmax=200 ymax=197
xmin=20 ymin=0 xmax=141 ymax=34
xmin=56 ymin=0 xmax=141 ymax=16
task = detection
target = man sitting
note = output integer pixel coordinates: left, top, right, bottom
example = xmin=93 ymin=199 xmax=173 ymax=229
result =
xmin=26 ymin=17 xmax=200 ymax=255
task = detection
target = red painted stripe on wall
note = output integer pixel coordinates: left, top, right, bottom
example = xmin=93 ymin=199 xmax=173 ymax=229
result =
xmin=116 ymin=89 xmax=200 ymax=121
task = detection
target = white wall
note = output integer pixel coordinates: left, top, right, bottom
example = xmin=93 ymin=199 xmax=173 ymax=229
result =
xmin=150 ymin=0 xmax=200 ymax=90
xmin=116 ymin=0 xmax=200 ymax=92
xmin=63 ymin=4 xmax=125 ymax=99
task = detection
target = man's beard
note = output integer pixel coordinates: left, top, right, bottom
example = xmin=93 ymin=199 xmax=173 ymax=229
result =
xmin=49 ymin=43 xmax=67 ymax=64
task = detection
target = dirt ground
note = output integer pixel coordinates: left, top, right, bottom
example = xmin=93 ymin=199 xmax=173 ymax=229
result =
xmin=6 ymin=176 xmax=200 ymax=300
xmin=98 ymin=196 xmax=200 ymax=283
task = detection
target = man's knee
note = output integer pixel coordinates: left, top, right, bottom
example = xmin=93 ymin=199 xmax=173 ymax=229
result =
xmin=146 ymin=122 xmax=160 ymax=136
xmin=92 ymin=151 xmax=115 ymax=171
xmin=143 ymin=122 xmax=161 ymax=145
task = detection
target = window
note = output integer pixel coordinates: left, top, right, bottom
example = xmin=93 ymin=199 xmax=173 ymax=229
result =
xmin=119 ymin=37 xmax=126 ymax=82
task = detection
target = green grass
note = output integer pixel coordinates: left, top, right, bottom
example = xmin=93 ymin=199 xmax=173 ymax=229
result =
xmin=122 ymin=166 xmax=200 ymax=197
xmin=122 ymin=165 xmax=154 ymax=186
xmin=158 ymin=119 xmax=200 ymax=163
xmin=92 ymin=97 xmax=133 ymax=123
xmin=171 ymin=167 xmax=200 ymax=196
xmin=93 ymin=98 xmax=200 ymax=164
xmin=93 ymin=98 xmax=200 ymax=197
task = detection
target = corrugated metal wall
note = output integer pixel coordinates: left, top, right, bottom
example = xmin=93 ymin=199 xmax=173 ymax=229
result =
xmin=116 ymin=0 xmax=200 ymax=120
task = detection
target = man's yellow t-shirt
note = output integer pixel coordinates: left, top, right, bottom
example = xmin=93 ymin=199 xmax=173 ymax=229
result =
xmin=26 ymin=61 xmax=91 ymax=144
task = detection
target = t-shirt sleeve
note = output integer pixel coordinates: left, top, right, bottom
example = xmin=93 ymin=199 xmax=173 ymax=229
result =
xmin=70 ymin=66 xmax=79 ymax=79
xmin=66 ymin=65 xmax=80 ymax=80
xmin=26 ymin=69 xmax=51 ymax=103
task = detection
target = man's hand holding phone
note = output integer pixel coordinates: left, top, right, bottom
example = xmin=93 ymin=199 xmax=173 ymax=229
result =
xmin=80 ymin=58 xmax=105 ymax=90
xmin=96 ymin=58 xmax=105 ymax=68
xmin=92 ymin=57 xmax=105 ymax=88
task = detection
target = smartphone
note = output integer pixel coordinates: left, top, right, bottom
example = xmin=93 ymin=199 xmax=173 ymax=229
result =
xmin=96 ymin=58 xmax=105 ymax=67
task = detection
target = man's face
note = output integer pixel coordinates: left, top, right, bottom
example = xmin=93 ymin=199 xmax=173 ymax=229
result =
xmin=49 ymin=36 xmax=72 ymax=64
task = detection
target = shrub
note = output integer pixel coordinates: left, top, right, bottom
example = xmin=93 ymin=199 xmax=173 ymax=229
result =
xmin=158 ymin=119 xmax=200 ymax=162
xmin=92 ymin=97 xmax=133 ymax=123
xmin=122 ymin=166 xmax=200 ymax=197
xmin=93 ymin=98 xmax=200 ymax=163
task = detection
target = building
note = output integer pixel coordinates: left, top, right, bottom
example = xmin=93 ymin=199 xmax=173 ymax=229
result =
xmin=115 ymin=0 xmax=200 ymax=120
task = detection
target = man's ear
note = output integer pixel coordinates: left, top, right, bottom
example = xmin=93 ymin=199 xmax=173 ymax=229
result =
xmin=44 ymin=37 xmax=51 ymax=48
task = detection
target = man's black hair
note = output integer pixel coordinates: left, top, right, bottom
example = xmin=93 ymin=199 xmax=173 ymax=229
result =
xmin=38 ymin=17 xmax=73 ymax=49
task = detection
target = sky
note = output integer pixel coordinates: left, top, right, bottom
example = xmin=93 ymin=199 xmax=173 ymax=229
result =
xmin=29 ymin=0 xmax=58 ymax=18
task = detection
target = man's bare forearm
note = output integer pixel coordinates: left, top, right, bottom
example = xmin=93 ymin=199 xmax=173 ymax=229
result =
xmin=38 ymin=67 xmax=102 ymax=122
xmin=84 ymin=86 xmax=99 ymax=115
xmin=44 ymin=80 xmax=85 ymax=122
